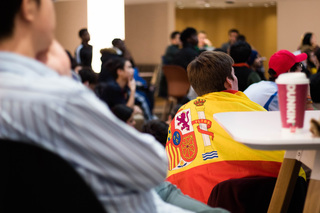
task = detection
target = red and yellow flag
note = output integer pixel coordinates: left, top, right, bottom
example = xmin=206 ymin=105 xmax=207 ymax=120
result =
xmin=166 ymin=91 xmax=299 ymax=203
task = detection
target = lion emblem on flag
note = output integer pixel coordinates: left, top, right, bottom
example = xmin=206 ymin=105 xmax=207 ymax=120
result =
xmin=166 ymin=109 xmax=197 ymax=170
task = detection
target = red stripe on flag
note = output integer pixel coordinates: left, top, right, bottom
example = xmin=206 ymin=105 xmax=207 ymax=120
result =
xmin=167 ymin=160 xmax=281 ymax=203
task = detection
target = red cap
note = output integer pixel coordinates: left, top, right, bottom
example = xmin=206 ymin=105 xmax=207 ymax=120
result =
xmin=268 ymin=50 xmax=307 ymax=77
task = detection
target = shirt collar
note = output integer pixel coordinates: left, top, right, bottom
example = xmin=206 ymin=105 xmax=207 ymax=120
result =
xmin=112 ymin=47 xmax=123 ymax=55
xmin=233 ymin=63 xmax=250 ymax=68
xmin=0 ymin=51 xmax=59 ymax=77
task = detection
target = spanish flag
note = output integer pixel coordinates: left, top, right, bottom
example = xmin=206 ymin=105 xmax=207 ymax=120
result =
xmin=166 ymin=90 xmax=304 ymax=203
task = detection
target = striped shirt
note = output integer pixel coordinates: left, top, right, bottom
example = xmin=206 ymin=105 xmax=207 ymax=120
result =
xmin=0 ymin=52 xmax=193 ymax=213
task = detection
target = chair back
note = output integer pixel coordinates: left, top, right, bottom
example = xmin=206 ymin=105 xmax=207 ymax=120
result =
xmin=162 ymin=65 xmax=190 ymax=98
xmin=207 ymin=176 xmax=307 ymax=213
xmin=0 ymin=139 xmax=106 ymax=213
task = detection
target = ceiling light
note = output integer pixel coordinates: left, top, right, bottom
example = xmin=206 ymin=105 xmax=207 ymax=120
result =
xmin=248 ymin=2 xmax=253 ymax=7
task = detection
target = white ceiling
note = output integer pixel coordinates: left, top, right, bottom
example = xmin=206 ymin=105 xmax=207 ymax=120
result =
xmin=125 ymin=0 xmax=278 ymax=8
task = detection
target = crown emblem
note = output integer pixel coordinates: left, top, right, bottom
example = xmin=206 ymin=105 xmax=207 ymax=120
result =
xmin=194 ymin=99 xmax=206 ymax=106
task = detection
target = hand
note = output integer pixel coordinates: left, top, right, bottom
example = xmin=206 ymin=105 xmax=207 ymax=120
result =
xmin=204 ymin=38 xmax=212 ymax=47
xmin=36 ymin=40 xmax=71 ymax=77
xmin=128 ymin=78 xmax=136 ymax=92
xmin=133 ymin=105 xmax=143 ymax=114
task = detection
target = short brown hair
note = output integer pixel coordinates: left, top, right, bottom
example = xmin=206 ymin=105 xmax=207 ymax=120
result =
xmin=187 ymin=51 xmax=234 ymax=96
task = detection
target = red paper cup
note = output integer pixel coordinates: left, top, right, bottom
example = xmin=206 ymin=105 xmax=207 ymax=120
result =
xmin=276 ymin=73 xmax=309 ymax=134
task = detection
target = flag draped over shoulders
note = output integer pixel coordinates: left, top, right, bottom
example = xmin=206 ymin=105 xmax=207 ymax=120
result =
xmin=166 ymin=90 xmax=285 ymax=203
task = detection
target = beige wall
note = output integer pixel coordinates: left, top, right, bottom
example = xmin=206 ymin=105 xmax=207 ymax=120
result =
xmin=54 ymin=0 xmax=87 ymax=56
xmin=277 ymin=0 xmax=320 ymax=52
xmin=54 ymin=0 xmax=320 ymax=66
xmin=125 ymin=2 xmax=175 ymax=65
xmin=176 ymin=7 xmax=277 ymax=69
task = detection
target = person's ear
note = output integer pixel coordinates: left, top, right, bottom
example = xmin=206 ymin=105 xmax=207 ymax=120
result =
xmin=224 ymin=77 xmax=232 ymax=90
xmin=117 ymin=68 xmax=123 ymax=77
xmin=20 ymin=0 xmax=38 ymax=22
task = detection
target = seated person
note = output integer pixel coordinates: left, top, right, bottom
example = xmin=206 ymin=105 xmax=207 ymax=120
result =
xmin=220 ymin=28 xmax=239 ymax=53
xmin=113 ymin=108 xmax=229 ymax=213
xmin=95 ymin=58 xmax=153 ymax=120
xmin=248 ymin=49 xmax=266 ymax=80
xmin=244 ymin=50 xmax=313 ymax=111
xmin=310 ymin=48 xmax=320 ymax=109
xmin=163 ymin=31 xmax=181 ymax=65
xmin=78 ymin=67 xmax=98 ymax=91
xmin=142 ymin=120 xmax=169 ymax=147
xmin=100 ymin=41 xmax=155 ymax=116
xmin=172 ymin=27 xmax=200 ymax=70
xmin=96 ymin=57 xmax=136 ymax=109
xmin=99 ymin=47 xmax=119 ymax=82
xmin=100 ymin=38 xmax=135 ymax=81
xmin=111 ymin=104 xmax=136 ymax=127
xmin=197 ymin=31 xmax=214 ymax=52
xmin=229 ymin=41 xmax=261 ymax=91
xmin=165 ymin=51 xmax=306 ymax=203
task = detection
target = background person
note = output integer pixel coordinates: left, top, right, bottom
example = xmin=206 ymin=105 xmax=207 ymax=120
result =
xmin=75 ymin=28 xmax=92 ymax=68
xmin=197 ymin=31 xmax=214 ymax=52
xmin=229 ymin=40 xmax=261 ymax=91
xmin=172 ymin=27 xmax=200 ymax=70
xmin=244 ymin=50 xmax=310 ymax=111
xmin=163 ymin=31 xmax=181 ymax=65
xmin=310 ymin=48 xmax=320 ymax=109
xmin=220 ymin=28 xmax=239 ymax=53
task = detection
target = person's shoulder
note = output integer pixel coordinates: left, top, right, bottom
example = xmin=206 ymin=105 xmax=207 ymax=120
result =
xmin=221 ymin=42 xmax=229 ymax=47
xmin=104 ymin=80 xmax=121 ymax=90
xmin=75 ymin=44 xmax=83 ymax=50
xmin=167 ymin=44 xmax=178 ymax=50
xmin=310 ymin=72 xmax=320 ymax=82
xmin=245 ymin=81 xmax=275 ymax=92
xmin=183 ymin=47 xmax=199 ymax=57
xmin=248 ymin=70 xmax=261 ymax=80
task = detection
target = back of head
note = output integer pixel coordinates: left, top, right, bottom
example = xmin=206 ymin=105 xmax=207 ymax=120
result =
xmin=237 ymin=34 xmax=246 ymax=42
xmin=187 ymin=51 xmax=234 ymax=96
xmin=228 ymin=28 xmax=239 ymax=35
xmin=142 ymin=120 xmax=169 ymax=147
xmin=0 ymin=0 xmax=26 ymax=40
xmin=229 ymin=41 xmax=252 ymax=63
xmin=79 ymin=67 xmax=97 ymax=84
xmin=111 ymin=104 xmax=133 ymax=123
xmin=268 ymin=50 xmax=307 ymax=81
xmin=248 ymin=50 xmax=258 ymax=66
xmin=112 ymin=38 xmax=123 ymax=48
xmin=102 ymin=57 xmax=126 ymax=80
xmin=302 ymin=32 xmax=313 ymax=46
xmin=78 ymin=28 xmax=88 ymax=38
xmin=170 ymin=31 xmax=180 ymax=39
xmin=180 ymin=27 xmax=197 ymax=46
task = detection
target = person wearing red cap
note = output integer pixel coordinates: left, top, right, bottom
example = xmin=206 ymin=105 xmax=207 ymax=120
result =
xmin=244 ymin=50 xmax=308 ymax=111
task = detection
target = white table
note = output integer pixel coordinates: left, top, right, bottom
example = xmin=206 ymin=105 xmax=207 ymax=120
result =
xmin=214 ymin=110 xmax=320 ymax=213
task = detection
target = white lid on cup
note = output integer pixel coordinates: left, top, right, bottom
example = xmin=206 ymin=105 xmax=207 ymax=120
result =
xmin=275 ymin=72 xmax=309 ymax=84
